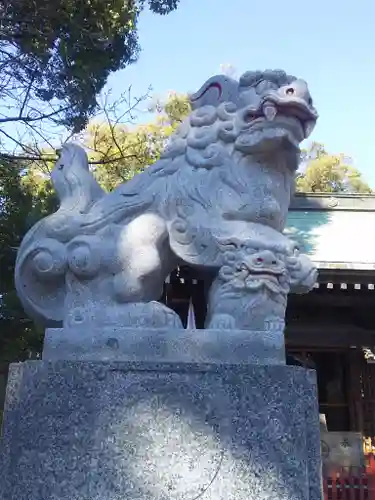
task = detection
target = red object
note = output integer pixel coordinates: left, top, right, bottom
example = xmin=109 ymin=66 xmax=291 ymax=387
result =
xmin=323 ymin=473 xmax=375 ymax=500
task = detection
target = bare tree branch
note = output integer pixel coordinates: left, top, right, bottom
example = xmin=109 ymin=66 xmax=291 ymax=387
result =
xmin=0 ymin=127 xmax=35 ymax=155
xmin=0 ymin=33 xmax=150 ymax=166
xmin=0 ymin=107 xmax=70 ymax=124
xmin=18 ymin=70 xmax=36 ymax=118
xmin=0 ymin=151 xmax=142 ymax=166
xmin=0 ymin=58 xmax=151 ymax=165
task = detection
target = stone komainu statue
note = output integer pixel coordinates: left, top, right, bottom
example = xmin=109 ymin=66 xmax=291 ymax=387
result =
xmin=15 ymin=69 xmax=318 ymax=331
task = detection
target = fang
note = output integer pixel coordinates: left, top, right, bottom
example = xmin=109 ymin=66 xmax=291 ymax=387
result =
xmin=263 ymin=103 xmax=277 ymax=121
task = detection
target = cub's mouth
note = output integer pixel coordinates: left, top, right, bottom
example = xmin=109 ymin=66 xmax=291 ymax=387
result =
xmin=247 ymin=269 xmax=284 ymax=284
xmin=237 ymin=264 xmax=285 ymax=283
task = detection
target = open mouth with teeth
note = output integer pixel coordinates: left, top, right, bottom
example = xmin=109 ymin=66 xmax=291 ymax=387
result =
xmin=238 ymin=265 xmax=284 ymax=282
xmin=247 ymin=269 xmax=283 ymax=282
xmin=244 ymin=266 xmax=290 ymax=297
xmin=242 ymin=98 xmax=317 ymax=141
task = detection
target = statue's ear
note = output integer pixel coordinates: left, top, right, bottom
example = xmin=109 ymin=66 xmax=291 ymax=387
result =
xmin=52 ymin=143 xmax=89 ymax=175
xmin=189 ymin=75 xmax=239 ymax=110
xmin=214 ymin=237 xmax=243 ymax=266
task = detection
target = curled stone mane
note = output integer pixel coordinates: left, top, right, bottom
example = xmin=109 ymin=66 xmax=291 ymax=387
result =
xmin=166 ymin=104 xmax=240 ymax=215
xmin=157 ymin=69 xmax=299 ymax=214
xmin=81 ymin=101 xmax=244 ymax=226
xmin=163 ymin=103 xmax=237 ymax=168
xmin=71 ymin=69 xmax=306 ymax=231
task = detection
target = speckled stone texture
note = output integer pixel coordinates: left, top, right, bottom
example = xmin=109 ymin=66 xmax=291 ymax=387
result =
xmin=43 ymin=326 xmax=286 ymax=364
xmin=0 ymin=361 xmax=322 ymax=500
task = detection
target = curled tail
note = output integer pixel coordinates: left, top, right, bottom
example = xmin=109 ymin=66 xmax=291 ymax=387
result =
xmin=15 ymin=143 xmax=104 ymax=326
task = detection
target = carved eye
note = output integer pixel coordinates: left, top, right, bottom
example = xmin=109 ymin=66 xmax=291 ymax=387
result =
xmin=255 ymin=257 xmax=263 ymax=264
xmin=236 ymin=263 xmax=247 ymax=271
xmin=244 ymin=112 xmax=257 ymax=122
xmin=308 ymin=97 xmax=313 ymax=106
xmin=286 ymin=87 xmax=295 ymax=95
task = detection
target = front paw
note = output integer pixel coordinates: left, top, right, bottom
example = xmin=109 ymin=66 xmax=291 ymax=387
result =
xmin=289 ymin=254 xmax=318 ymax=293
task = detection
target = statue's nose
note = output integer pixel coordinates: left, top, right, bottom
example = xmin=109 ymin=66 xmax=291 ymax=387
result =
xmin=280 ymin=79 xmax=313 ymax=105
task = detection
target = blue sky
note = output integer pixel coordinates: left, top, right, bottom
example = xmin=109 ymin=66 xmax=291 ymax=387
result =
xmin=107 ymin=0 xmax=375 ymax=186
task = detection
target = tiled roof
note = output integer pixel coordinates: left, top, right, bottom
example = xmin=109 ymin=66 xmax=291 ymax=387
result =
xmin=285 ymin=194 xmax=375 ymax=269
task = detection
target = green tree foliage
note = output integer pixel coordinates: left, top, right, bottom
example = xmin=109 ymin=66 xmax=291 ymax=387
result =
xmin=86 ymin=92 xmax=190 ymax=190
xmin=0 ymin=0 xmax=181 ymax=158
xmin=159 ymin=91 xmax=191 ymax=126
xmin=0 ymin=160 xmax=56 ymax=362
xmin=86 ymin=121 xmax=169 ymax=191
xmin=296 ymin=142 xmax=372 ymax=193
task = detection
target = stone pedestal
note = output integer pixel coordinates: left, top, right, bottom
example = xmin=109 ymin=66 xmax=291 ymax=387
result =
xmin=43 ymin=326 xmax=286 ymax=364
xmin=0 ymin=332 xmax=323 ymax=500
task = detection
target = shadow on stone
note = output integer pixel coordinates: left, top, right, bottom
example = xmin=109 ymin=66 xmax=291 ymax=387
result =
xmin=1 ymin=361 xmax=322 ymax=500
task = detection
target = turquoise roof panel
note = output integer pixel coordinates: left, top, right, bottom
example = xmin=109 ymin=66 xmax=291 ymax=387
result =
xmin=284 ymin=210 xmax=375 ymax=269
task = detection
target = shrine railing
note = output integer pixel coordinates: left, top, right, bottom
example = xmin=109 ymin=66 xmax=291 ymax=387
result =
xmin=323 ymin=474 xmax=375 ymax=500
xmin=323 ymin=455 xmax=375 ymax=500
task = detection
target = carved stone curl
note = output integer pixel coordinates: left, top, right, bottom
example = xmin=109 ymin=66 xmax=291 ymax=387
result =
xmin=15 ymin=69 xmax=318 ymax=332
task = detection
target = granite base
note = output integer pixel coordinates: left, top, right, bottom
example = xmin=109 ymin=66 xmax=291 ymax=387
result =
xmin=1 ymin=360 xmax=322 ymax=500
